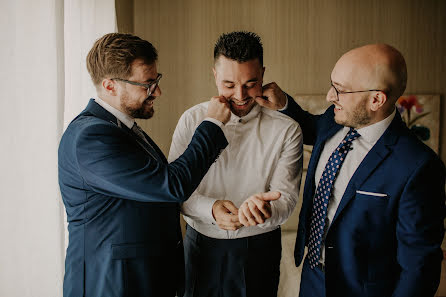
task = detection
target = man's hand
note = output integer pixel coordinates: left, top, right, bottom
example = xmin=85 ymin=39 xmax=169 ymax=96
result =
xmin=207 ymin=96 xmax=231 ymax=124
xmin=254 ymin=82 xmax=287 ymax=110
xmin=212 ymin=200 xmax=242 ymax=231
xmin=239 ymin=191 xmax=281 ymax=227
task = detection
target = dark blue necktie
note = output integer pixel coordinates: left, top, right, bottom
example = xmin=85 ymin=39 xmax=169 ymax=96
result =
xmin=132 ymin=123 xmax=164 ymax=163
xmin=307 ymin=128 xmax=360 ymax=268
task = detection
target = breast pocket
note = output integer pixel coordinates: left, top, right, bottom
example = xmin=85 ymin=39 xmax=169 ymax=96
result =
xmin=353 ymin=190 xmax=390 ymax=233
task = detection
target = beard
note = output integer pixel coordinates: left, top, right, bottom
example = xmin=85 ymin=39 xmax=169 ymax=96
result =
xmin=121 ymin=92 xmax=155 ymax=119
xmin=335 ymin=98 xmax=371 ymax=128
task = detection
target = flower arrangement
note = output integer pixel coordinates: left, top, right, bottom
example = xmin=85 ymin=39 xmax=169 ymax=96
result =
xmin=396 ymin=95 xmax=430 ymax=141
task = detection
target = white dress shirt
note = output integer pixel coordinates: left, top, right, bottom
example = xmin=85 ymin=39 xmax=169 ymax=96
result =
xmin=168 ymin=102 xmax=303 ymax=239
xmin=318 ymin=109 xmax=396 ymax=263
xmin=94 ymin=97 xmax=135 ymax=129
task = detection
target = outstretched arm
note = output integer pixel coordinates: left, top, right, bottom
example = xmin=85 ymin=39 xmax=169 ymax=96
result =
xmin=168 ymin=101 xmax=242 ymax=230
xmin=255 ymin=82 xmax=321 ymax=145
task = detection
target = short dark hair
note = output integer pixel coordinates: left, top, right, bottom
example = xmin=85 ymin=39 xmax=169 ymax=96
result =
xmin=86 ymin=33 xmax=158 ymax=86
xmin=214 ymin=31 xmax=263 ymax=66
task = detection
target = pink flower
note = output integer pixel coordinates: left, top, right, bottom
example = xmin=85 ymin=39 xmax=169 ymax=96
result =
xmin=397 ymin=96 xmax=423 ymax=113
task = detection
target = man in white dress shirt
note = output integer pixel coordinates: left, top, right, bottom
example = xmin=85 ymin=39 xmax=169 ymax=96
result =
xmin=168 ymin=31 xmax=303 ymax=297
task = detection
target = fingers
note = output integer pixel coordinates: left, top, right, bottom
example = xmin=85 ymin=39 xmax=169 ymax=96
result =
xmin=217 ymin=214 xmax=243 ymax=230
xmin=256 ymin=191 xmax=281 ymax=202
xmin=255 ymin=96 xmax=275 ymax=109
xmin=239 ymin=203 xmax=257 ymax=226
xmin=255 ymin=82 xmax=287 ymax=110
xmin=212 ymin=200 xmax=242 ymax=230
xmin=223 ymin=200 xmax=239 ymax=215
xmin=207 ymin=96 xmax=231 ymax=124
xmin=249 ymin=196 xmax=273 ymax=219
xmin=248 ymin=200 xmax=265 ymax=223
xmin=212 ymin=195 xmax=278 ymax=229
xmin=239 ymin=198 xmax=267 ymax=227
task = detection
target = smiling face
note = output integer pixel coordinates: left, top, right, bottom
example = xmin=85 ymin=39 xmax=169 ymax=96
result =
xmin=213 ymin=56 xmax=264 ymax=117
xmin=327 ymin=44 xmax=408 ymax=129
xmin=118 ymin=59 xmax=161 ymax=119
xmin=327 ymin=52 xmax=375 ymax=129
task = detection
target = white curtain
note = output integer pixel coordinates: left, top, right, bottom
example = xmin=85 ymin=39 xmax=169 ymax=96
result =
xmin=0 ymin=0 xmax=116 ymax=295
xmin=64 ymin=0 xmax=117 ymax=129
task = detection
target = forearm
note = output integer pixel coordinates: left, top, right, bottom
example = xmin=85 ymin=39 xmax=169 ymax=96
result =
xmin=76 ymin=121 xmax=227 ymax=203
xmin=280 ymin=93 xmax=318 ymax=145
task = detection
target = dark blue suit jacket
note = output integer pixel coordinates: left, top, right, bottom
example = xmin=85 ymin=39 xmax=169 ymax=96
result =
xmin=282 ymin=96 xmax=445 ymax=297
xmin=58 ymin=99 xmax=228 ymax=297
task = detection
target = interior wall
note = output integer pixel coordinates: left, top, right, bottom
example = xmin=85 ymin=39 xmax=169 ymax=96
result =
xmin=116 ymin=0 xmax=446 ymax=230
xmin=123 ymin=0 xmax=445 ymax=160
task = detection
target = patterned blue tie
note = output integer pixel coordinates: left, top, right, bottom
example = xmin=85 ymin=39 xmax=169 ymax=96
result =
xmin=307 ymin=128 xmax=360 ymax=268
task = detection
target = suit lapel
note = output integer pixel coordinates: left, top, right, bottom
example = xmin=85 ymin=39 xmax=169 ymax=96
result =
xmin=84 ymin=99 xmax=167 ymax=164
xmin=304 ymin=123 xmax=343 ymax=216
xmin=330 ymin=113 xmax=403 ymax=225
xmin=138 ymin=129 xmax=168 ymax=164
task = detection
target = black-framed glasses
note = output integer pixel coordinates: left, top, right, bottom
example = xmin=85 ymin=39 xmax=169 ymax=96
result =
xmin=330 ymin=81 xmax=384 ymax=101
xmin=112 ymin=73 xmax=162 ymax=97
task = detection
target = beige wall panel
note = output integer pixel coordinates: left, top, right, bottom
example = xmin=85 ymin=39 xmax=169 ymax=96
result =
xmin=128 ymin=0 xmax=446 ymax=162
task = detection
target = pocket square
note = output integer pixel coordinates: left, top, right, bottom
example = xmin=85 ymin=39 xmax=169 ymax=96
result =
xmin=356 ymin=190 xmax=388 ymax=197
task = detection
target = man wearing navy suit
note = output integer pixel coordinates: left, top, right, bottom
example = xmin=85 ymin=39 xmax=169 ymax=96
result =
xmin=58 ymin=33 xmax=231 ymax=297
xmin=256 ymin=44 xmax=445 ymax=297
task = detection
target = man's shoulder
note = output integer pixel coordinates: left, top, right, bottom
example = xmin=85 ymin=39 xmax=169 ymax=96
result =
xmin=184 ymin=101 xmax=209 ymax=115
xmin=63 ymin=112 xmax=120 ymax=142
xmin=394 ymin=127 xmax=443 ymax=166
xmin=178 ymin=101 xmax=209 ymax=126
xmin=260 ymin=106 xmax=302 ymax=131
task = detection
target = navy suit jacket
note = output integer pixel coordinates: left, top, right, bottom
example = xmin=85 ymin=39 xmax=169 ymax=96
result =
xmin=58 ymin=99 xmax=228 ymax=297
xmin=282 ymin=96 xmax=445 ymax=297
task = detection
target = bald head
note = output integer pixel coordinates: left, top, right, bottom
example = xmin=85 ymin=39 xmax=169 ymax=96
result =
xmin=328 ymin=44 xmax=407 ymax=128
xmin=334 ymin=44 xmax=407 ymax=105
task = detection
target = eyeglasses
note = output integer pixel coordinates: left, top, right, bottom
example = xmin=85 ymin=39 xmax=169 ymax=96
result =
xmin=112 ymin=73 xmax=162 ymax=97
xmin=330 ymin=81 xmax=384 ymax=101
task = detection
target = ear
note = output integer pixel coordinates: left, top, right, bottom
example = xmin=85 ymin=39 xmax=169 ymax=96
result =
xmin=370 ymin=91 xmax=387 ymax=111
xmin=102 ymin=79 xmax=117 ymax=96
xmin=212 ymin=67 xmax=217 ymax=85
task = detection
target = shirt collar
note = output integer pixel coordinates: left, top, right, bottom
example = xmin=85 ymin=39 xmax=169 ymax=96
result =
xmin=94 ymin=97 xmax=135 ymax=129
xmin=228 ymin=104 xmax=262 ymax=124
xmin=355 ymin=108 xmax=396 ymax=144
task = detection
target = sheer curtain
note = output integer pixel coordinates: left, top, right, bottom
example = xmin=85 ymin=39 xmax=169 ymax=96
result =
xmin=0 ymin=0 xmax=116 ymax=296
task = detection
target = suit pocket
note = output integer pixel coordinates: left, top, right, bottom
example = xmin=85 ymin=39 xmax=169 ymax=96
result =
xmin=352 ymin=191 xmax=389 ymax=235
xmin=111 ymin=243 xmax=172 ymax=296
xmin=356 ymin=190 xmax=389 ymax=200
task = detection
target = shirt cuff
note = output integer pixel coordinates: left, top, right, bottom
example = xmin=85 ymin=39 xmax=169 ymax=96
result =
xmin=202 ymin=197 xmax=219 ymax=225
xmin=278 ymin=93 xmax=289 ymax=111
xmin=203 ymin=117 xmax=224 ymax=128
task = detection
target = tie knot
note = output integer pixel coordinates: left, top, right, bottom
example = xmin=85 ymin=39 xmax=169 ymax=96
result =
xmin=337 ymin=128 xmax=360 ymax=150
xmin=345 ymin=128 xmax=360 ymax=141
